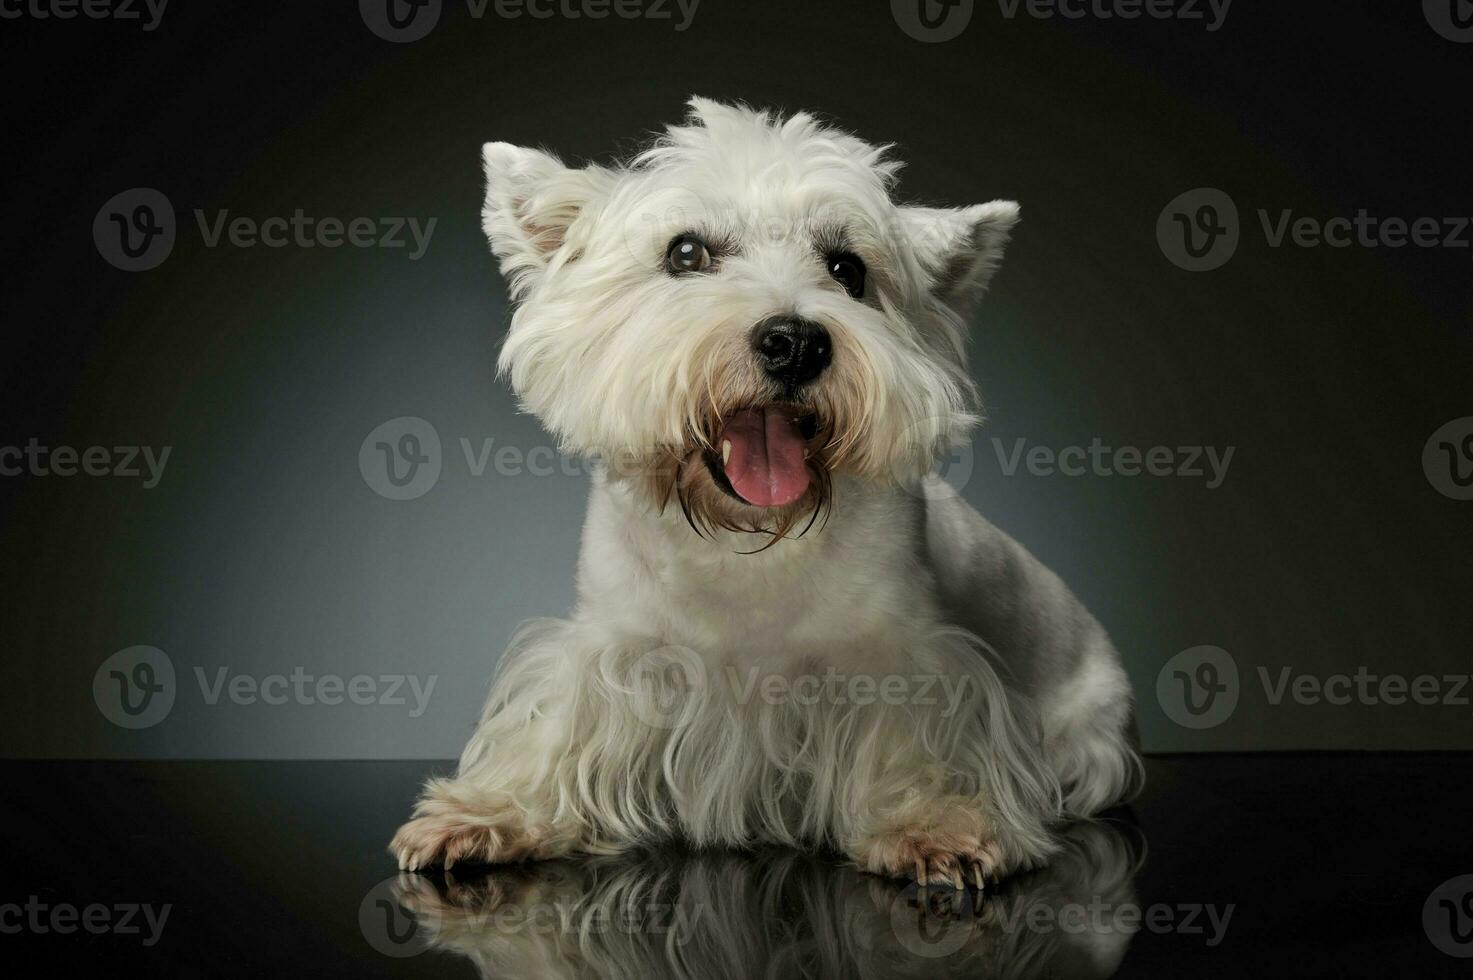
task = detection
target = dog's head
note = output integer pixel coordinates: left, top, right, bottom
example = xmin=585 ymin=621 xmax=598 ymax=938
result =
xmin=484 ymin=98 xmax=1016 ymax=541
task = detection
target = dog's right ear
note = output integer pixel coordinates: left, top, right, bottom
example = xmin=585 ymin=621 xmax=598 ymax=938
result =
xmin=481 ymin=142 xmax=608 ymax=297
xmin=900 ymin=201 xmax=1020 ymax=311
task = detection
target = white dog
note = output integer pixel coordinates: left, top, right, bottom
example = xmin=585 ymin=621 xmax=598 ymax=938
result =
xmin=392 ymin=98 xmax=1139 ymax=888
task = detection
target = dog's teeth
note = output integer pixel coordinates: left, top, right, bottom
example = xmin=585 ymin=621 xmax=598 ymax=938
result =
xmin=721 ymin=440 xmax=731 ymax=465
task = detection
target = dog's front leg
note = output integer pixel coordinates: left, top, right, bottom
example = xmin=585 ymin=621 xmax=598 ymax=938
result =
xmin=391 ymin=619 xmax=690 ymax=871
xmin=838 ymin=640 xmax=1063 ymax=887
xmin=847 ymin=791 xmax=1041 ymax=890
xmin=391 ymin=770 xmax=575 ymax=872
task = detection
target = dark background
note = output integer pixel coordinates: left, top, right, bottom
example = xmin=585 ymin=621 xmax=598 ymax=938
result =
xmin=1 ymin=0 xmax=1469 ymax=758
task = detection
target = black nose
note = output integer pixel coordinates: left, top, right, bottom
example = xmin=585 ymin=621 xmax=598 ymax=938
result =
xmin=751 ymin=317 xmax=832 ymax=386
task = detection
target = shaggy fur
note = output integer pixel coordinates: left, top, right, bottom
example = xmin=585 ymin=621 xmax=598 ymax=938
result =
xmin=392 ymin=98 xmax=1140 ymax=886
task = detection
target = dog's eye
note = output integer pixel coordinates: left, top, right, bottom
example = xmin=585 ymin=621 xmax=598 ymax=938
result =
xmin=826 ymin=252 xmax=866 ymax=298
xmin=666 ymin=235 xmax=713 ymax=275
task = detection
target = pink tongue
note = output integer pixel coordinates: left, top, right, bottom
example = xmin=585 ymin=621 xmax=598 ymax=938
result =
xmin=718 ymin=407 xmax=811 ymax=508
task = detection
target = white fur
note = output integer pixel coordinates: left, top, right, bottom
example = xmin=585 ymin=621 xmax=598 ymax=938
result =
xmin=393 ymin=99 xmax=1139 ymax=885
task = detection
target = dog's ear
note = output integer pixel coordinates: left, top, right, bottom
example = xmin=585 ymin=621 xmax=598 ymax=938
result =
xmin=481 ymin=142 xmax=607 ymax=297
xmin=900 ymin=200 xmax=1020 ymax=309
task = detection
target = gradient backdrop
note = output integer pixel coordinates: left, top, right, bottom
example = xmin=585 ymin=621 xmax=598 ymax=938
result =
xmin=1 ymin=0 xmax=1469 ymax=758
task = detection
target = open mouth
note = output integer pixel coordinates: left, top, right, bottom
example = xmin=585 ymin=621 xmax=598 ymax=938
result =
xmin=703 ymin=404 xmax=820 ymax=508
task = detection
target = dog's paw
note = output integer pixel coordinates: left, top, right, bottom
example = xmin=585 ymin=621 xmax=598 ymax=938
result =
xmin=849 ymin=799 xmax=1013 ymax=891
xmin=391 ymin=803 xmax=551 ymax=872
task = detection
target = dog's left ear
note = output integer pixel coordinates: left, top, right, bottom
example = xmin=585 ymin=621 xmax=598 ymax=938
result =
xmin=481 ymin=142 xmax=609 ymax=297
xmin=900 ymin=200 xmax=1020 ymax=309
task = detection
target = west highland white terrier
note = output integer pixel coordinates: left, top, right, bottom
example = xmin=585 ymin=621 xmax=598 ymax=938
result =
xmin=392 ymin=98 xmax=1140 ymax=889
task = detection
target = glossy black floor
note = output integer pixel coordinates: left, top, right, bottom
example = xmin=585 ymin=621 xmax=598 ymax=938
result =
xmin=4 ymin=754 xmax=1470 ymax=977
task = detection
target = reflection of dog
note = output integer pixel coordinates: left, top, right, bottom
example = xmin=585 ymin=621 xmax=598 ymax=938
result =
xmin=392 ymin=99 xmax=1139 ymax=886
xmin=394 ymin=821 xmax=1142 ymax=978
